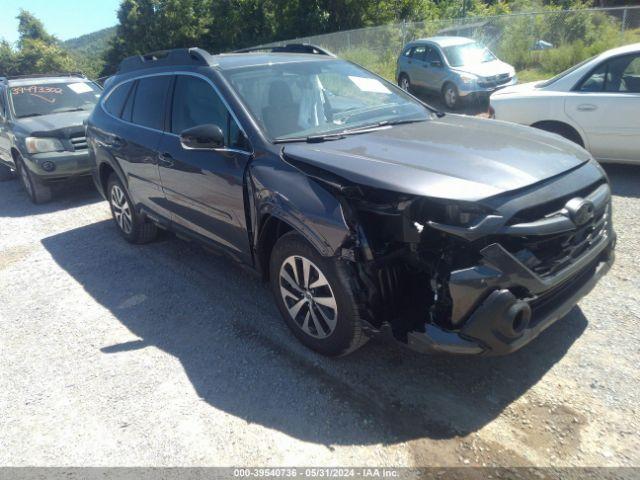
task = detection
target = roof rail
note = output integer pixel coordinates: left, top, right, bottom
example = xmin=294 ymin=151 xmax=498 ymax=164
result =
xmin=118 ymin=47 xmax=215 ymax=74
xmin=0 ymin=72 xmax=87 ymax=82
xmin=234 ymin=43 xmax=336 ymax=57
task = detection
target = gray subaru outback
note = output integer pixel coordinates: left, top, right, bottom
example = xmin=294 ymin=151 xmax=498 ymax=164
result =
xmin=0 ymin=73 xmax=101 ymax=203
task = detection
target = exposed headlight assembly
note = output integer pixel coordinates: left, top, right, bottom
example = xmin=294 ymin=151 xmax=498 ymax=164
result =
xmin=444 ymin=202 xmax=492 ymax=227
xmin=25 ymin=137 xmax=65 ymax=154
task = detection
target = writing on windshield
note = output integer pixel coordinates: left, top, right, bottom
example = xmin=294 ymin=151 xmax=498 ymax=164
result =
xmin=9 ymin=82 xmax=101 ymax=118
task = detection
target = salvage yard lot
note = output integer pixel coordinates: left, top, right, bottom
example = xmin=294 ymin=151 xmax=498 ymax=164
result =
xmin=0 ymin=163 xmax=639 ymax=467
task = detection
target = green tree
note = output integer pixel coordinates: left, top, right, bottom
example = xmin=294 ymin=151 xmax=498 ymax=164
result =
xmin=0 ymin=10 xmax=80 ymax=77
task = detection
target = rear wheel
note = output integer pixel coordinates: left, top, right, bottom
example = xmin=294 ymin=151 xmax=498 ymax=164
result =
xmin=16 ymin=157 xmax=52 ymax=204
xmin=269 ymin=231 xmax=368 ymax=356
xmin=398 ymin=73 xmax=411 ymax=92
xmin=107 ymin=174 xmax=157 ymax=244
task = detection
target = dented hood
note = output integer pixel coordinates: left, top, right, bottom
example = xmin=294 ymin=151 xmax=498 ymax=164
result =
xmin=283 ymin=115 xmax=591 ymax=201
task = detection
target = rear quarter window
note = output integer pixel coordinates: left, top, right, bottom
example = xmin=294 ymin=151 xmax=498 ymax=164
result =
xmin=104 ymin=82 xmax=132 ymax=118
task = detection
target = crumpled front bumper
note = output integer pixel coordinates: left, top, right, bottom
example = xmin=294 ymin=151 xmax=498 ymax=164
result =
xmin=405 ymin=230 xmax=616 ymax=356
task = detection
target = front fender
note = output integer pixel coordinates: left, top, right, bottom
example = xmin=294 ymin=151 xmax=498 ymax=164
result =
xmin=250 ymin=159 xmax=352 ymax=257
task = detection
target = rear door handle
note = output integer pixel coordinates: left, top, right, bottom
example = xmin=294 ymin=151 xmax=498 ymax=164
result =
xmin=577 ymin=104 xmax=597 ymax=112
xmin=158 ymin=152 xmax=174 ymax=167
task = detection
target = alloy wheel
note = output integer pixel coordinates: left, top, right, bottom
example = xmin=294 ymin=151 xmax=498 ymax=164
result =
xmin=110 ymin=184 xmax=133 ymax=234
xmin=279 ymin=255 xmax=338 ymax=339
xmin=400 ymin=76 xmax=410 ymax=91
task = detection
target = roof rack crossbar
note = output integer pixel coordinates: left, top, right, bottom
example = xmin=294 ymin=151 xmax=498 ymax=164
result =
xmin=0 ymin=72 xmax=86 ymax=82
xmin=118 ymin=47 xmax=215 ymax=74
xmin=233 ymin=43 xmax=335 ymax=57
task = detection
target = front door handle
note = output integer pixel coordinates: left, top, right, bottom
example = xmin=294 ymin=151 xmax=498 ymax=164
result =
xmin=158 ymin=152 xmax=174 ymax=167
xmin=577 ymin=104 xmax=597 ymax=112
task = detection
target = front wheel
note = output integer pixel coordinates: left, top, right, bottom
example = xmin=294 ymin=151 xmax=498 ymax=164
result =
xmin=16 ymin=157 xmax=52 ymax=204
xmin=107 ymin=174 xmax=157 ymax=244
xmin=442 ymin=82 xmax=460 ymax=110
xmin=269 ymin=231 xmax=368 ymax=356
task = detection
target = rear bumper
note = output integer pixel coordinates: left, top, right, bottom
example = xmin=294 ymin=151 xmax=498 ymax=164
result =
xmin=23 ymin=150 xmax=92 ymax=184
xmin=406 ymin=231 xmax=615 ymax=356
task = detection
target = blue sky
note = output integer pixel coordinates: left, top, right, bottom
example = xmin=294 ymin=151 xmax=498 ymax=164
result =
xmin=0 ymin=0 xmax=121 ymax=44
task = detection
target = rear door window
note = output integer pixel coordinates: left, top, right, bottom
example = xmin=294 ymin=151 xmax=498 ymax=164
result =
xmin=131 ymin=76 xmax=171 ymax=130
xmin=410 ymin=46 xmax=427 ymax=62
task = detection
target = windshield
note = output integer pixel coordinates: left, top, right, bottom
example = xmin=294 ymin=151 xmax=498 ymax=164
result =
xmin=443 ymin=42 xmax=496 ymax=67
xmin=222 ymin=60 xmax=430 ymax=141
xmin=9 ymin=81 xmax=101 ymax=118
xmin=536 ymin=55 xmax=597 ymax=88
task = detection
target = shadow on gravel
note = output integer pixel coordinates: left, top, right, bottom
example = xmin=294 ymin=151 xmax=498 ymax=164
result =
xmin=0 ymin=177 xmax=101 ymax=217
xmin=603 ymin=164 xmax=640 ymax=199
xmin=42 ymin=220 xmax=586 ymax=446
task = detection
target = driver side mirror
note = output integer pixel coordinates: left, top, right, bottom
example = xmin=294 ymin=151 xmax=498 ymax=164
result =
xmin=180 ymin=124 xmax=225 ymax=150
xmin=431 ymin=60 xmax=443 ymax=68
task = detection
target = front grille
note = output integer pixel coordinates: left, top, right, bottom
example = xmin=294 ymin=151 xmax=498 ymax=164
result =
xmin=69 ymin=135 xmax=87 ymax=151
xmin=502 ymin=186 xmax=610 ymax=279
xmin=478 ymin=74 xmax=512 ymax=89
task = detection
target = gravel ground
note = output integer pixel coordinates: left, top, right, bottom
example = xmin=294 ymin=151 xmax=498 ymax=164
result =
xmin=0 ymin=162 xmax=638 ymax=468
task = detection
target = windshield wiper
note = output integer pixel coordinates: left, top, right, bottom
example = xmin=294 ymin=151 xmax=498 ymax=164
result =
xmin=273 ymin=118 xmax=432 ymax=144
xmin=274 ymin=133 xmax=347 ymax=144
xmin=54 ymin=108 xmax=87 ymax=113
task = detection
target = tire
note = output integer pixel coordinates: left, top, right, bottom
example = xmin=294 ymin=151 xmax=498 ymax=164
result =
xmin=107 ymin=173 xmax=157 ymax=244
xmin=442 ymin=82 xmax=460 ymax=110
xmin=398 ymin=73 xmax=411 ymax=92
xmin=269 ymin=231 xmax=368 ymax=357
xmin=0 ymin=163 xmax=14 ymax=181
xmin=16 ymin=157 xmax=52 ymax=204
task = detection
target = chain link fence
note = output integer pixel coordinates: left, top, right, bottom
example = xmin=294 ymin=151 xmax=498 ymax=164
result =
xmin=254 ymin=6 xmax=640 ymax=83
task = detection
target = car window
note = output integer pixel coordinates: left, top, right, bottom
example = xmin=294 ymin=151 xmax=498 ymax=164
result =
xmin=121 ymin=81 xmax=137 ymax=122
xmin=171 ymin=75 xmax=247 ymax=149
xmin=619 ymin=55 xmax=640 ymax=93
xmin=131 ymin=76 xmax=171 ymax=130
xmin=9 ymin=81 xmax=101 ymax=118
xmin=410 ymin=46 xmax=427 ymax=61
xmin=425 ymin=46 xmax=442 ymax=64
xmin=0 ymin=92 xmax=6 ymax=120
xmin=443 ymin=42 xmax=496 ymax=67
xmin=578 ymin=54 xmax=640 ymax=93
xmin=104 ymin=82 xmax=133 ymax=118
xmin=579 ymin=62 xmax=609 ymax=92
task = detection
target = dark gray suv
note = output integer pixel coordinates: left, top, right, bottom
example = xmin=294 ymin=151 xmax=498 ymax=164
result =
xmin=0 ymin=74 xmax=101 ymax=203
xmin=87 ymin=47 xmax=615 ymax=357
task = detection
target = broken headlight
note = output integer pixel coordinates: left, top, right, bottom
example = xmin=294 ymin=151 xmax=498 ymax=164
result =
xmin=443 ymin=202 xmax=491 ymax=227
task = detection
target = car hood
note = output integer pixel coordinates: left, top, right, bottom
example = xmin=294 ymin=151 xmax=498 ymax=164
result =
xmin=491 ymin=81 xmax=542 ymax=97
xmin=14 ymin=110 xmax=91 ymax=136
xmin=282 ymin=115 xmax=591 ymax=202
xmin=453 ymin=60 xmax=514 ymax=79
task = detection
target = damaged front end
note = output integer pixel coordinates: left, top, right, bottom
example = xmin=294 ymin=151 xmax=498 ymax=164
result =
xmin=294 ymin=159 xmax=616 ymax=356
